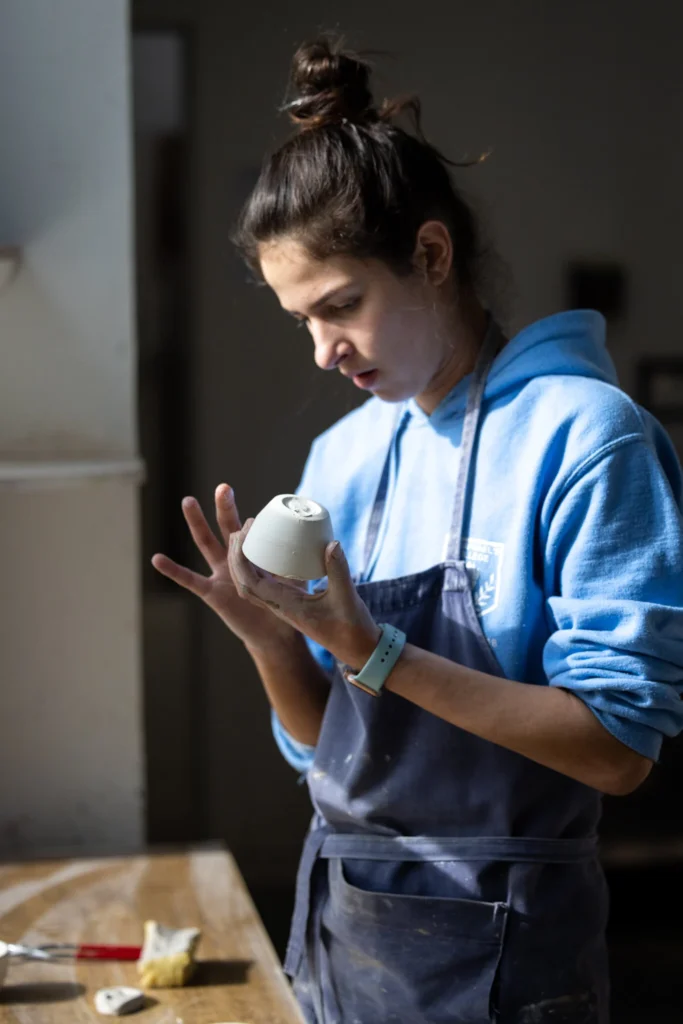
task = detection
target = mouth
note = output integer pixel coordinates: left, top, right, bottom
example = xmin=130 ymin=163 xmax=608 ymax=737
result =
xmin=351 ymin=369 xmax=379 ymax=390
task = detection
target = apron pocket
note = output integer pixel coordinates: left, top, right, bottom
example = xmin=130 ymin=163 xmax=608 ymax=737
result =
xmin=323 ymin=857 xmax=508 ymax=1024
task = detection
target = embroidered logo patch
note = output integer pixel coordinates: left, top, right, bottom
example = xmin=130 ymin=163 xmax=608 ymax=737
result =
xmin=463 ymin=537 xmax=505 ymax=617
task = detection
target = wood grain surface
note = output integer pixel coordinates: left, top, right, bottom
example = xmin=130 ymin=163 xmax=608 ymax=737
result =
xmin=0 ymin=849 xmax=304 ymax=1024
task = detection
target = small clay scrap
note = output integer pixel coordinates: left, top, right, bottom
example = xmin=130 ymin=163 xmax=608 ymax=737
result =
xmin=94 ymin=986 xmax=146 ymax=1016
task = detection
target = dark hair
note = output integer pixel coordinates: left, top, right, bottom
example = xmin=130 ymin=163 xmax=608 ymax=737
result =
xmin=233 ymin=36 xmax=493 ymax=299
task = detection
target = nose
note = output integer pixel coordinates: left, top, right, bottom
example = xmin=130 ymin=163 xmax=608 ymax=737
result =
xmin=309 ymin=320 xmax=350 ymax=372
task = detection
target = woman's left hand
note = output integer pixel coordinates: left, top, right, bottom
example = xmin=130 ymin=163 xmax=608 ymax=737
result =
xmin=228 ymin=519 xmax=382 ymax=669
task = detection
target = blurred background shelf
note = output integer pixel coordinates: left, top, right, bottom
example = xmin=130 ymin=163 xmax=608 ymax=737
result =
xmin=601 ymin=836 xmax=683 ymax=867
xmin=0 ymin=457 xmax=145 ymax=490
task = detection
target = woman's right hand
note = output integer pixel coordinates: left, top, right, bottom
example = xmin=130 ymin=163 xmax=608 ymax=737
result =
xmin=151 ymin=484 xmax=299 ymax=652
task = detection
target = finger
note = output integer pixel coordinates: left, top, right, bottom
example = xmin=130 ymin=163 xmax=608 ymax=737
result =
xmin=182 ymin=497 xmax=225 ymax=570
xmin=325 ymin=540 xmax=345 ymax=576
xmin=151 ymin=553 xmax=211 ymax=599
xmin=325 ymin=541 xmax=353 ymax=585
xmin=215 ymin=483 xmax=242 ymax=547
xmin=227 ymin=520 xmax=264 ymax=595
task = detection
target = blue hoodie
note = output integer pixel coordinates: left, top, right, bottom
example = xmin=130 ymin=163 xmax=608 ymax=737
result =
xmin=272 ymin=310 xmax=683 ymax=773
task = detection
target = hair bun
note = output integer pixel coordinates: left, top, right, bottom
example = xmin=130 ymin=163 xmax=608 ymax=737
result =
xmin=285 ymin=38 xmax=376 ymax=130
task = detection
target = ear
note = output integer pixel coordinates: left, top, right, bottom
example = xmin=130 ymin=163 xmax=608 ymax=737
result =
xmin=412 ymin=220 xmax=453 ymax=288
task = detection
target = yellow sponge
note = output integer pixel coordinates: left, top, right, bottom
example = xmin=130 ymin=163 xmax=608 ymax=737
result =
xmin=137 ymin=920 xmax=201 ymax=988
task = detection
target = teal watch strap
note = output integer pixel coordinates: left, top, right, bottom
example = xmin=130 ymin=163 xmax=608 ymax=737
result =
xmin=344 ymin=623 xmax=407 ymax=696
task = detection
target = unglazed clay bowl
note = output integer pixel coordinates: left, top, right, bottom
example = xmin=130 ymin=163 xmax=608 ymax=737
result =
xmin=242 ymin=494 xmax=334 ymax=580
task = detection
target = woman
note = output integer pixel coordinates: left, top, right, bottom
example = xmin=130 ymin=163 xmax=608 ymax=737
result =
xmin=152 ymin=37 xmax=683 ymax=1024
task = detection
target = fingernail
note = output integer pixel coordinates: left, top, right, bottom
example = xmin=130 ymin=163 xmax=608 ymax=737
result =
xmin=223 ymin=487 xmax=233 ymax=505
xmin=331 ymin=541 xmax=342 ymax=559
xmin=182 ymin=496 xmax=195 ymax=509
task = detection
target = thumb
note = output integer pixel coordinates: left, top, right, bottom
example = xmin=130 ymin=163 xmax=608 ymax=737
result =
xmin=325 ymin=540 xmax=353 ymax=589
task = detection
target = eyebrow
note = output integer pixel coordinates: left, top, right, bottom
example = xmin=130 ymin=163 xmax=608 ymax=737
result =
xmin=286 ymin=284 xmax=352 ymax=318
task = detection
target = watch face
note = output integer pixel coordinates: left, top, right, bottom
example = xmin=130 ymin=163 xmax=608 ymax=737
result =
xmin=347 ymin=675 xmax=381 ymax=697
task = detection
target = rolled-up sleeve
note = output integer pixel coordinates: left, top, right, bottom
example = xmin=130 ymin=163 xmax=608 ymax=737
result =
xmin=271 ymin=709 xmax=317 ymax=774
xmin=543 ymin=437 xmax=683 ymax=760
xmin=268 ymin=440 xmax=332 ymax=772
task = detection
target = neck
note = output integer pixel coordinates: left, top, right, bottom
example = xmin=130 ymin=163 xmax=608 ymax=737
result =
xmin=415 ymin=296 xmax=489 ymax=416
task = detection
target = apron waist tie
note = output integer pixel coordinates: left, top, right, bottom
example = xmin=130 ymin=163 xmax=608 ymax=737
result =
xmin=284 ymin=826 xmax=329 ymax=977
xmin=319 ymin=831 xmax=599 ymax=863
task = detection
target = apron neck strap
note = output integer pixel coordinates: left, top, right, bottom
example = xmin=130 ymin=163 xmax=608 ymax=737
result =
xmin=446 ymin=316 xmax=503 ymax=562
xmin=361 ymin=404 xmax=409 ymax=578
xmin=360 ymin=316 xmax=504 ymax=580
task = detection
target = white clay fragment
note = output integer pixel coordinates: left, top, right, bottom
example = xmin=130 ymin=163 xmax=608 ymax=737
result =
xmin=94 ymin=986 xmax=146 ymax=1016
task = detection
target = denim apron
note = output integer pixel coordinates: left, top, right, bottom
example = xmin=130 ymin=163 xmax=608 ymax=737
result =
xmin=285 ymin=320 xmax=610 ymax=1024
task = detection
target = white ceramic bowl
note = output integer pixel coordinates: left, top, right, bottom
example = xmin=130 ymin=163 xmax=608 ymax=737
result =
xmin=242 ymin=494 xmax=334 ymax=580
xmin=0 ymin=940 xmax=9 ymax=990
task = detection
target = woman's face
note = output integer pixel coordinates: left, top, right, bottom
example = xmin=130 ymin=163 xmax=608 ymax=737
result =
xmin=259 ymin=237 xmax=456 ymax=407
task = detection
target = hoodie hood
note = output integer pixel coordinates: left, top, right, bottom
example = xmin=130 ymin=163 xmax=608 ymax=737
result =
xmin=408 ymin=310 xmax=617 ymax=427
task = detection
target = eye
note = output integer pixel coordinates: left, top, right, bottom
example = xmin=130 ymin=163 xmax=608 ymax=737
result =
xmin=333 ymin=296 xmax=361 ymax=315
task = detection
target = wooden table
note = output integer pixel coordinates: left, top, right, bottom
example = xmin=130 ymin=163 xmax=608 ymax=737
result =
xmin=0 ymin=848 xmax=304 ymax=1024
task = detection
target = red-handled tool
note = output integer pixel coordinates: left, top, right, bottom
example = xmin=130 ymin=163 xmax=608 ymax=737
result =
xmin=62 ymin=944 xmax=142 ymax=961
xmin=7 ymin=942 xmax=142 ymax=962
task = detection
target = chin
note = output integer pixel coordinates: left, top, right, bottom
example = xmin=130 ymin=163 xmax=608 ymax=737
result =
xmin=372 ymin=386 xmax=405 ymax=404
xmin=382 ymin=383 xmax=420 ymax=403
xmin=365 ymin=373 xmax=404 ymax=401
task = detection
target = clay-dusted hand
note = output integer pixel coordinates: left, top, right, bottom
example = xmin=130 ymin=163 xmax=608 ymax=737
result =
xmin=151 ymin=485 xmax=301 ymax=653
xmin=228 ymin=519 xmax=382 ymax=671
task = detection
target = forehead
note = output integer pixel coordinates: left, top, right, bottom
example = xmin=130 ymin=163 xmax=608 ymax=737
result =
xmin=259 ymin=239 xmax=368 ymax=309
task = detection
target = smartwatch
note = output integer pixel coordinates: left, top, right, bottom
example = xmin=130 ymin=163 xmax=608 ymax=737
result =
xmin=343 ymin=623 xmax=407 ymax=696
